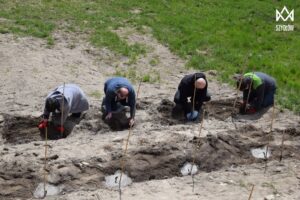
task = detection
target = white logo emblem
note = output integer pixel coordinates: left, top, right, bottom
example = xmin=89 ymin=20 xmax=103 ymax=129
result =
xmin=276 ymin=6 xmax=294 ymax=22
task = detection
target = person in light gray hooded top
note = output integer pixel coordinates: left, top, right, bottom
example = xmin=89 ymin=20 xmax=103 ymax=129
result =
xmin=39 ymin=84 xmax=89 ymax=134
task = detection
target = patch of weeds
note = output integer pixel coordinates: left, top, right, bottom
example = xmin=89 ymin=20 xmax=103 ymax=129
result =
xmin=141 ymin=70 xmax=160 ymax=83
xmin=142 ymin=74 xmax=151 ymax=82
xmin=149 ymin=56 xmax=160 ymax=66
xmin=67 ymin=43 xmax=76 ymax=49
xmin=113 ymin=66 xmax=138 ymax=83
xmin=150 ymin=70 xmax=161 ymax=83
xmin=238 ymin=180 xmax=254 ymax=190
xmin=32 ymin=67 xmax=39 ymax=74
xmin=46 ymin=36 xmax=54 ymax=47
xmin=238 ymin=180 xmax=247 ymax=189
xmin=127 ymin=67 xmax=137 ymax=81
xmin=114 ymin=68 xmax=126 ymax=78
xmin=5 ymin=68 xmax=10 ymax=75
xmin=126 ymin=43 xmax=147 ymax=65
xmin=67 ymin=65 xmax=79 ymax=75
xmin=127 ymin=55 xmax=138 ymax=65
xmin=113 ymin=66 xmax=160 ymax=84
xmin=261 ymin=182 xmax=279 ymax=195
xmin=91 ymin=30 xmax=146 ymax=63
xmin=89 ymin=90 xmax=102 ymax=99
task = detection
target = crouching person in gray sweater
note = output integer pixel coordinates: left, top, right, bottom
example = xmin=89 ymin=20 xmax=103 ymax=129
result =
xmin=38 ymin=84 xmax=89 ymax=139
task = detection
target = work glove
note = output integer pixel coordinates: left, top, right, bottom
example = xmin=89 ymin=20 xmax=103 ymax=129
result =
xmin=186 ymin=111 xmax=199 ymax=121
xmin=38 ymin=120 xmax=48 ymax=129
xmin=55 ymin=126 xmax=65 ymax=133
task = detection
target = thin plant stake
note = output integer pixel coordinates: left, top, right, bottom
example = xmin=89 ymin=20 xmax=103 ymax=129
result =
xmin=118 ymin=123 xmax=133 ymax=200
xmin=233 ymin=63 xmax=247 ymax=110
xmin=191 ymin=108 xmax=205 ymax=192
xmin=270 ymin=99 xmax=276 ymax=132
xmin=136 ymin=80 xmax=142 ymax=100
xmin=245 ymin=72 xmax=254 ymax=113
xmin=264 ymin=145 xmax=269 ymax=174
xmin=42 ymin=126 xmax=48 ymax=198
xmin=248 ymin=184 xmax=255 ymax=200
xmin=118 ymin=82 xmax=141 ymax=200
xmin=279 ymin=130 xmax=285 ymax=162
xmin=60 ymin=83 xmax=65 ymax=138
xmin=190 ymin=75 xmax=197 ymax=192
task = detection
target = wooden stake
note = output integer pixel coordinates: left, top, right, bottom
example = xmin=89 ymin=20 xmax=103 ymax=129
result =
xmin=191 ymin=108 xmax=205 ymax=192
xmin=118 ymin=125 xmax=133 ymax=200
xmin=264 ymin=145 xmax=269 ymax=174
xmin=247 ymin=184 xmax=255 ymax=200
xmin=118 ymin=81 xmax=141 ymax=200
xmin=270 ymin=99 xmax=276 ymax=132
xmin=279 ymin=130 xmax=285 ymax=162
xmin=136 ymin=80 xmax=142 ymax=100
xmin=60 ymin=83 xmax=65 ymax=138
xmin=233 ymin=63 xmax=247 ymax=110
xmin=245 ymin=72 xmax=254 ymax=113
xmin=192 ymin=74 xmax=197 ymax=112
xmin=42 ymin=126 xmax=48 ymax=198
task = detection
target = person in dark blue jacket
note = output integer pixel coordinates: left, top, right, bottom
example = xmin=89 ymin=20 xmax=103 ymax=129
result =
xmin=102 ymin=77 xmax=136 ymax=126
xmin=236 ymin=72 xmax=276 ymax=114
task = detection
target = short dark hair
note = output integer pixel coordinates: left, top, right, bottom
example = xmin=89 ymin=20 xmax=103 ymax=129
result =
xmin=237 ymin=77 xmax=251 ymax=91
xmin=45 ymin=97 xmax=59 ymax=112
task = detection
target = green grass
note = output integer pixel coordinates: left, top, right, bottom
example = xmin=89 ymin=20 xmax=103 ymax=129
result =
xmin=0 ymin=0 xmax=299 ymax=112
xmin=113 ymin=65 xmax=160 ymax=83
xmin=89 ymin=90 xmax=102 ymax=99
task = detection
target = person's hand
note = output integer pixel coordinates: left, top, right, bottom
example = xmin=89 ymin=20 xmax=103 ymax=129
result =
xmin=56 ymin=126 xmax=65 ymax=133
xmin=239 ymin=102 xmax=247 ymax=114
xmin=245 ymin=107 xmax=256 ymax=114
xmin=38 ymin=120 xmax=48 ymax=129
xmin=237 ymin=100 xmax=246 ymax=106
xmin=105 ymin=112 xmax=112 ymax=120
xmin=129 ymin=118 xmax=135 ymax=127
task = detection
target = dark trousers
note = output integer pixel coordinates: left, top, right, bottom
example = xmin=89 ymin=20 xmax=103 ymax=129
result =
xmin=262 ymin=87 xmax=276 ymax=108
xmin=174 ymin=90 xmax=210 ymax=114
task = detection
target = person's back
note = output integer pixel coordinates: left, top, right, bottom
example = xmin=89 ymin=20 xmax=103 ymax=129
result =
xmin=254 ymin=72 xmax=276 ymax=90
xmin=50 ymin=84 xmax=89 ymax=113
xmin=238 ymin=72 xmax=276 ymax=114
xmin=178 ymin=73 xmax=208 ymax=98
xmin=104 ymin=77 xmax=134 ymax=94
xmin=39 ymin=84 xmax=89 ymax=139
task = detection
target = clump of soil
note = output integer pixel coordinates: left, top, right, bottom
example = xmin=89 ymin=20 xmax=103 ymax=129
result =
xmin=104 ymin=112 xmax=131 ymax=131
xmin=147 ymin=99 xmax=185 ymax=125
xmin=204 ymin=98 xmax=238 ymax=120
